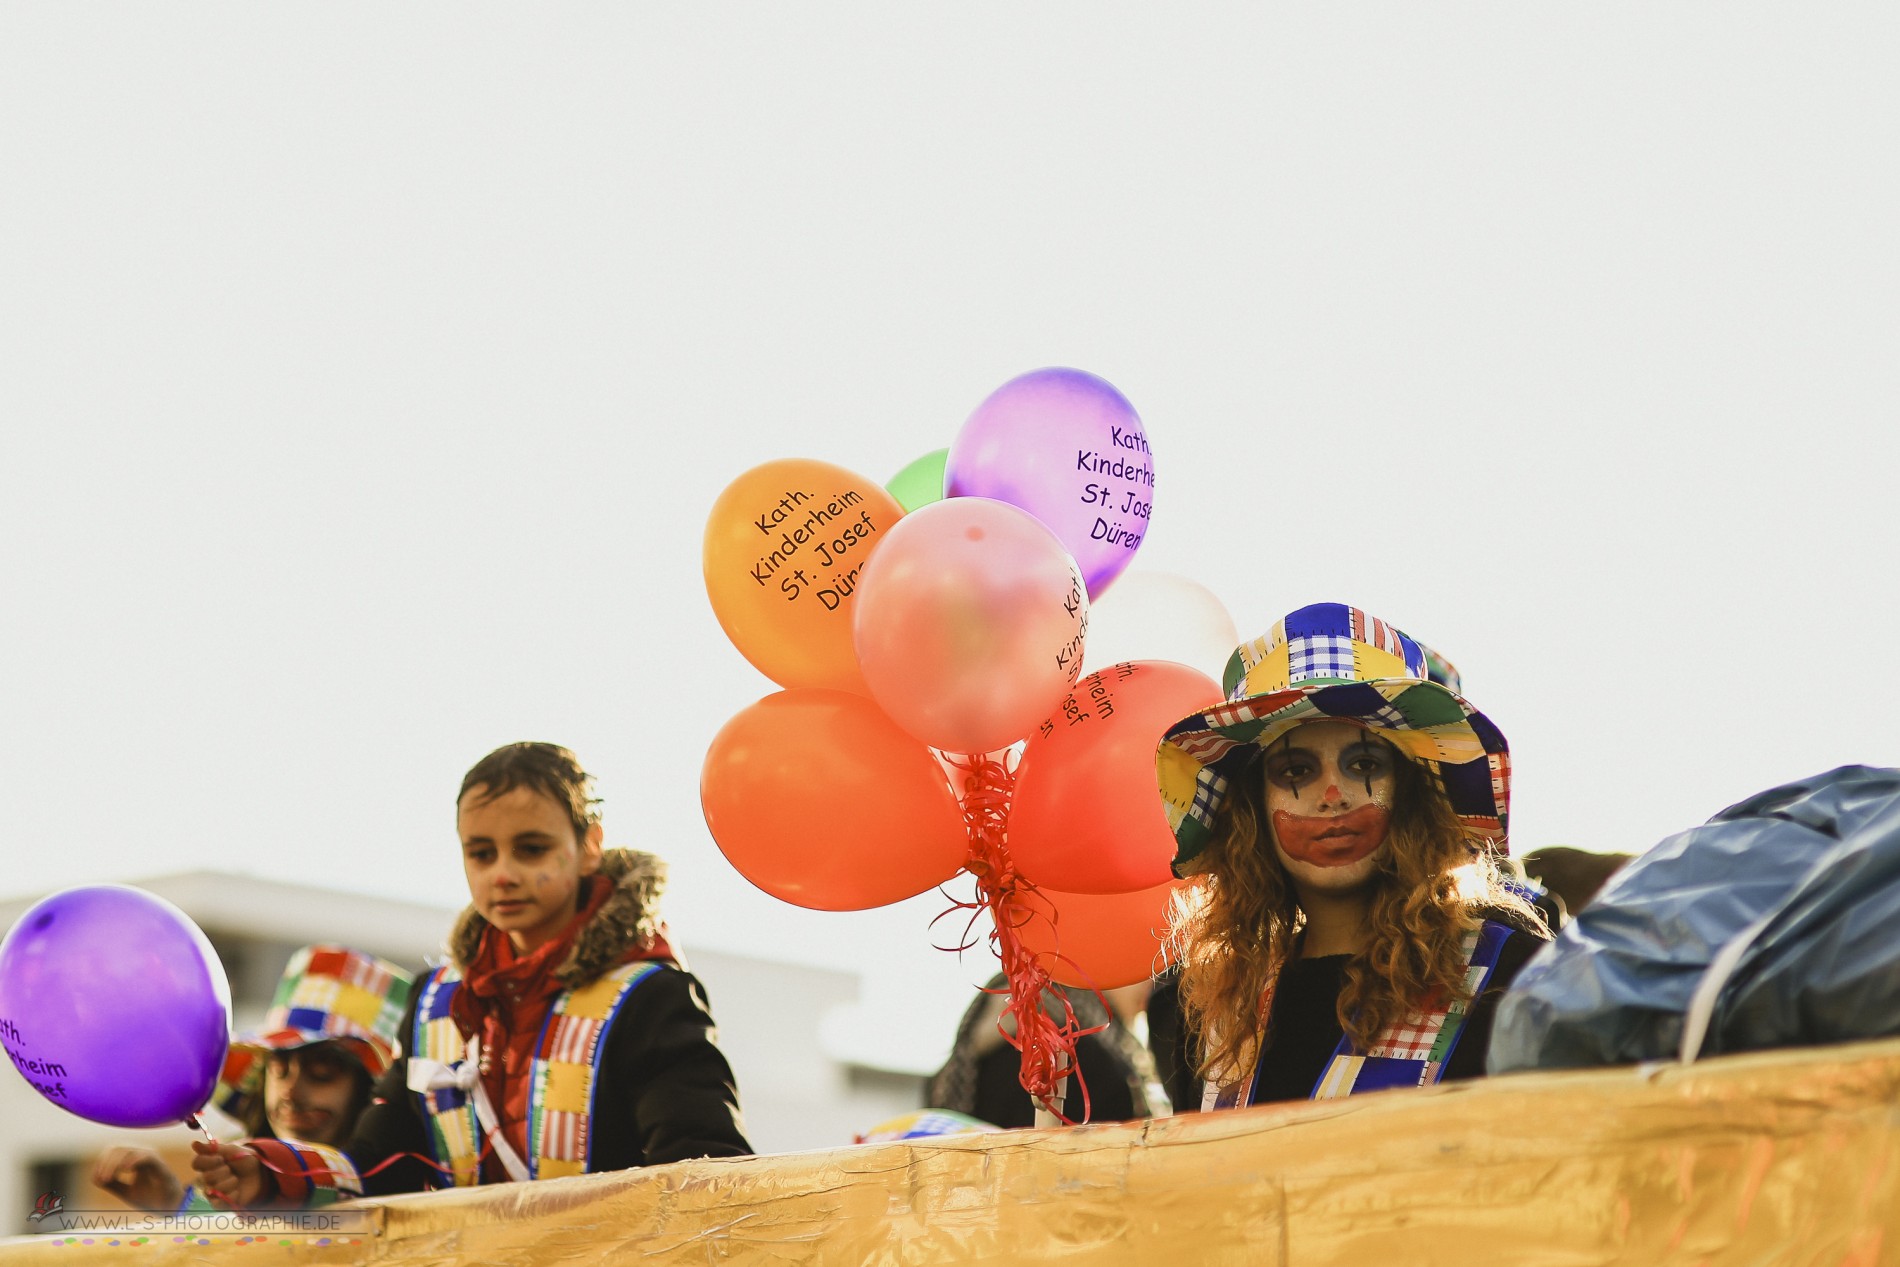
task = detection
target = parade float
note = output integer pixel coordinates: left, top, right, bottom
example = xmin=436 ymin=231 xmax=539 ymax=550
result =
xmin=5 ymin=370 xmax=1899 ymax=1265
xmin=2 ymin=1038 xmax=1897 ymax=1264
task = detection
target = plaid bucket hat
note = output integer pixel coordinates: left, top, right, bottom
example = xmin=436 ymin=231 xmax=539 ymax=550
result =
xmin=211 ymin=944 xmax=414 ymax=1124
xmin=1155 ymin=602 xmax=1510 ymax=875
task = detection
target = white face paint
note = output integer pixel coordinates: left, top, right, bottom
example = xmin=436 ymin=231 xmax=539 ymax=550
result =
xmin=1262 ymin=720 xmax=1399 ymax=893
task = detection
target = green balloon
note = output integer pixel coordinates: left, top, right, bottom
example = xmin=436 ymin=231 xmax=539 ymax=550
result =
xmin=887 ymin=448 xmax=949 ymax=513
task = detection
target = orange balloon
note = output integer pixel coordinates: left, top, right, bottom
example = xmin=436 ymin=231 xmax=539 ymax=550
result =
xmin=701 ymin=689 xmax=971 ymax=911
xmin=1012 ymin=880 xmax=1190 ymax=990
xmin=704 ymin=459 xmax=906 ymax=694
xmin=1009 ymin=660 xmax=1224 ymax=894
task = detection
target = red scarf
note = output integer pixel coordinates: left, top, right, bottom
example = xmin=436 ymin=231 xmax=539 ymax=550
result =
xmin=447 ymin=877 xmax=673 ymax=1179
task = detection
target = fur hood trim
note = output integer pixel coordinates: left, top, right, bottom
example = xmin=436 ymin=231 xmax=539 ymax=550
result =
xmin=448 ymin=848 xmax=668 ymax=987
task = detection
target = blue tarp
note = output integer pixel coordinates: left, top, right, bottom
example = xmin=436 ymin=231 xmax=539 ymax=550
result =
xmin=1490 ymin=765 xmax=1900 ymax=1072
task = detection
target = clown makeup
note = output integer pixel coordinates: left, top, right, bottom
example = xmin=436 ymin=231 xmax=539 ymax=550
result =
xmin=1261 ymin=720 xmax=1398 ymax=875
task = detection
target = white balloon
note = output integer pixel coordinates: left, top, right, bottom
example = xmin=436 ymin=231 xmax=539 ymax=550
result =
xmin=1080 ymin=570 xmax=1240 ymax=683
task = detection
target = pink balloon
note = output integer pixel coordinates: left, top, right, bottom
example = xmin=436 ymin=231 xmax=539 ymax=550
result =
xmin=945 ymin=368 xmax=1153 ymax=600
xmin=853 ymin=498 xmax=1089 ymax=755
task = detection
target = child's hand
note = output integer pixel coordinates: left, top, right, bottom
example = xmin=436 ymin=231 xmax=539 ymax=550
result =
xmin=91 ymin=1146 xmax=184 ymax=1213
xmin=189 ymin=1140 xmax=265 ymax=1208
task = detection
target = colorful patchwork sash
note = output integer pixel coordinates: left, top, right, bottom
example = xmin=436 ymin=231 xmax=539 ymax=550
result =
xmin=1203 ymin=920 xmax=1512 ymax=1110
xmin=411 ymin=959 xmax=665 ymax=1184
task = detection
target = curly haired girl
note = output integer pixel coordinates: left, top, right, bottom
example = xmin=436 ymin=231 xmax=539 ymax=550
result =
xmin=1155 ymin=603 xmax=1547 ymax=1106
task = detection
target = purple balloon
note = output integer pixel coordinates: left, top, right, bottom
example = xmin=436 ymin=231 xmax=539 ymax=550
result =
xmin=945 ymin=367 xmax=1153 ymax=599
xmin=0 ymin=885 xmax=230 ymax=1128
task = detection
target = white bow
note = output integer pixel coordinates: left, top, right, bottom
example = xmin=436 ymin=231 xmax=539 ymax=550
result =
xmin=406 ymin=1056 xmax=480 ymax=1095
xmin=401 ymin=1037 xmax=532 ymax=1183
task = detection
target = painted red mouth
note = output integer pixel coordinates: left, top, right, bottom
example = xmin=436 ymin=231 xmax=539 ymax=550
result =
xmin=1272 ymin=803 xmax=1391 ymax=868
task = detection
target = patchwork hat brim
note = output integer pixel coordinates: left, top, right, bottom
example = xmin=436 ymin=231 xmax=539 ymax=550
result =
xmin=232 ymin=1027 xmax=395 ymax=1079
xmin=210 ymin=1045 xmax=266 ymax=1126
xmin=214 ymin=1029 xmax=392 ymax=1126
xmin=1156 ymin=677 xmax=1510 ymax=874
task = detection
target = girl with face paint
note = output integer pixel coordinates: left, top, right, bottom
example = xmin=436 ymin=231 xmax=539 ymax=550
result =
xmin=1153 ymin=604 xmax=1550 ymax=1108
xmin=1263 ymin=722 xmax=1397 ymax=883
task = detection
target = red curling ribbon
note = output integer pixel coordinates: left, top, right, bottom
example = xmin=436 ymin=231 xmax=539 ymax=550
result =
xmin=186 ymin=1109 xmax=494 ymax=1204
xmin=933 ymin=750 xmax=1108 ymax=1125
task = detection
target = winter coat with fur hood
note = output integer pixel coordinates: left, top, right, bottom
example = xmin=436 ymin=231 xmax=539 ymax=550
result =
xmin=254 ymin=849 xmax=751 ymax=1200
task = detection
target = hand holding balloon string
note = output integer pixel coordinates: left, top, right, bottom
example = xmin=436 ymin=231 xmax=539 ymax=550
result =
xmin=184 ymin=1111 xmax=482 ymax=1206
xmin=188 ymin=1136 xmax=261 ymax=1208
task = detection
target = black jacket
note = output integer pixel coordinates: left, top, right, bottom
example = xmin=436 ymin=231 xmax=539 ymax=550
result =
xmin=347 ymin=850 xmax=751 ymax=1194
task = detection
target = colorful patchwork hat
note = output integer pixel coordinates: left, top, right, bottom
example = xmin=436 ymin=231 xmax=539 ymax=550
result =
xmin=1407 ymin=636 xmax=1463 ymax=694
xmin=1155 ymin=602 xmax=1510 ymax=875
xmin=211 ymin=945 xmax=414 ymax=1124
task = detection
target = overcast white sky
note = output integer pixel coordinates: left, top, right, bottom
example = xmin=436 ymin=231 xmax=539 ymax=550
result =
xmin=2 ymin=5 xmax=1896 ymax=1073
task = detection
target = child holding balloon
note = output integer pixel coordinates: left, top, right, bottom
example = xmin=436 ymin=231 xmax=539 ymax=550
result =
xmin=1155 ymin=604 xmax=1549 ymax=1107
xmin=192 ymin=743 xmax=750 ymax=1204
xmin=93 ymin=945 xmax=411 ymax=1212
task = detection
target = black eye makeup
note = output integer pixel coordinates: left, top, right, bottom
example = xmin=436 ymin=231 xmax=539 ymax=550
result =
xmin=1264 ymin=736 xmax=1316 ymax=797
xmin=1262 ymin=734 xmax=1396 ymax=800
xmin=1340 ymin=741 xmax=1393 ymax=796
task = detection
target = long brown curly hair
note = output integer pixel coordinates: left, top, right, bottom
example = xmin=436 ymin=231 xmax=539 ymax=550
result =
xmin=1170 ymin=734 xmax=1537 ymax=1085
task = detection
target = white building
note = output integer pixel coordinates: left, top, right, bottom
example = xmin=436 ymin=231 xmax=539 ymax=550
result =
xmin=0 ymin=873 xmax=925 ymax=1235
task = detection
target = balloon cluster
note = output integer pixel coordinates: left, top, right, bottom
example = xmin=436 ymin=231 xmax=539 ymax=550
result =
xmin=700 ymin=368 xmax=1225 ymax=1118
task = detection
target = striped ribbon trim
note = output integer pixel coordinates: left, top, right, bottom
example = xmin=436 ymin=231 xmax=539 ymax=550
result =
xmin=527 ymin=961 xmax=664 ymax=1178
xmin=1202 ymin=920 xmax=1512 ymax=1110
xmin=413 ymin=968 xmax=483 ymax=1187
xmin=414 ymin=960 xmax=665 ymax=1183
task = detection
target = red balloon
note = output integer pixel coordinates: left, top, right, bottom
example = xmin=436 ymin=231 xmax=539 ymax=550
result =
xmin=701 ymin=690 xmax=971 ymax=911
xmin=1009 ymin=660 xmax=1223 ymax=893
xmin=1012 ymin=880 xmax=1190 ymax=990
